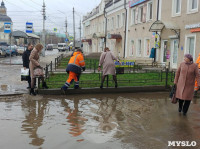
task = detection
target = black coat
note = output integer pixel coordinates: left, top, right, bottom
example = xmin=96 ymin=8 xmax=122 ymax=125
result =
xmin=22 ymin=49 xmax=31 ymax=68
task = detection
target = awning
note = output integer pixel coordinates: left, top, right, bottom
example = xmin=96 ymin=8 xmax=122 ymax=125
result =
xmin=149 ymin=20 xmax=179 ymax=32
xmin=12 ymin=31 xmax=28 ymax=38
xmin=149 ymin=20 xmax=180 ymax=39
xmin=107 ymin=33 xmax=122 ymax=39
xmin=92 ymin=33 xmax=105 ymax=38
xmin=81 ymin=39 xmax=92 ymax=42
xmin=26 ymin=33 xmax=40 ymax=39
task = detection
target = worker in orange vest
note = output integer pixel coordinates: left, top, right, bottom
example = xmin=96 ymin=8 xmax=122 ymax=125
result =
xmin=61 ymin=48 xmax=85 ymax=91
xmin=194 ymin=53 xmax=200 ymax=94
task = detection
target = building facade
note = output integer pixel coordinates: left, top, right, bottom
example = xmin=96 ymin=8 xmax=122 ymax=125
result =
xmin=83 ymin=0 xmax=200 ymax=69
xmin=0 ymin=1 xmax=13 ymax=43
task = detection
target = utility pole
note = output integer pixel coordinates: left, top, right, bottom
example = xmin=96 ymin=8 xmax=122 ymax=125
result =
xmin=42 ymin=0 xmax=46 ymax=57
xmin=65 ymin=17 xmax=68 ymax=37
xmin=73 ymin=7 xmax=75 ymax=49
xmin=78 ymin=20 xmax=81 ymax=42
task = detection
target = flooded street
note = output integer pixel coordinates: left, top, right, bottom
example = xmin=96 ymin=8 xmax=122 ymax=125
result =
xmin=0 ymin=92 xmax=200 ymax=149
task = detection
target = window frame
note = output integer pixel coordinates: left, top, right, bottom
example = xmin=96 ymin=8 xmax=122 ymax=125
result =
xmin=185 ymin=34 xmax=196 ymax=61
xmin=172 ymin=0 xmax=182 ymax=17
xmin=144 ymin=38 xmax=151 ymax=57
xmin=147 ymin=1 xmax=153 ymax=21
xmin=187 ymin=0 xmax=199 ymax=14
xmin=131 ymin=8 xmax=136 ymax=25
xmin=136 ymin=39 xmax=142 ymax=57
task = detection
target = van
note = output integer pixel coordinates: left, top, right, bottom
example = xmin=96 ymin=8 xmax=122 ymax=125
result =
xmin=46 ymin=44 xmax=53 ymax=51
xmin=58 ymin=43 xmax=67 ymax=52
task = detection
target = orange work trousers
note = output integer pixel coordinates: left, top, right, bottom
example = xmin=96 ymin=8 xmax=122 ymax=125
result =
xmin=67 ymin=71 xmax=79 ymax=84
xmin=194 ymin=80 xmax=199 ymax=91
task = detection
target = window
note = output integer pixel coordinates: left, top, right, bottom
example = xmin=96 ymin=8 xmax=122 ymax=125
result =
xmin=107 ymin=19 xmax=110 ymax=31
xmin=131 ymin=8 xmax=136 ymax=25
xmin=137 ymin=39 xmax=142 ymax=57
xmin=144 ymin=38 xmax=150 ymax=57
xmin=185 ymin=35 xmax=196 ymax=59
xmin=116 ymin=15 xmax=120 ymax=28
xmin=122 ymin=13 xmax=125 ymax=27
xmin=147 ymin=2 xmax=153 ymax=20
xmin=112 ymin=17 xmax=115 ymax=29
xmin=130 ymin=40 xmax=134 ymax=56
xmin=187 ymin=0 xmax=198 ymax=13
xmin=138 ymin=6 xmax=143 ymax=23
xmin=172 ymin=0 xmax=181 ymax=16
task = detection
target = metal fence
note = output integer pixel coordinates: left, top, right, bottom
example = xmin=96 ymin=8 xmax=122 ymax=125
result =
xmin=43 ymin=69 xmax=175 ymax=89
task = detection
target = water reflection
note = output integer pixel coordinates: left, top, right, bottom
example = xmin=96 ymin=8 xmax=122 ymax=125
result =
xmin=21 ymin=99 xmax=48 ymax=146
xmin=0 ymin=93 xmax=200 ymax=149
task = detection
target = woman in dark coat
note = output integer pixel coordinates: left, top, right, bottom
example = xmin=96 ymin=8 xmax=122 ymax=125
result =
xmin=174 ymin=54 xmax=200 ymax=115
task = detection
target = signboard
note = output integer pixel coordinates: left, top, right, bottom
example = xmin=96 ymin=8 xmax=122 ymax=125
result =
xmin=185 ymin=23 xmax=200 ymax=29
xmin=129 ymin=0 xmax=148 ymax=8
xmin=53 ymin=28 xmax=57 ymax=32
xmin=26 ymin=22 xmax=33 ymax=33
xmin=115 ymin=60 xmax=135 ymax=67
xmin=4 ymin=23 xmax=11 ymax=33
xmin=190 ymin=28 xmax=200 ymax=33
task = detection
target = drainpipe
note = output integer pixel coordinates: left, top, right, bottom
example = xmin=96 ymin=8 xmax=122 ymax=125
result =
xmin=154 ymin=0 xmax=160 ymax=62
xmin=123 ymin=0 xmax=127 ymax=58
xmin=104 ymin=7 xmax=107 ymax=48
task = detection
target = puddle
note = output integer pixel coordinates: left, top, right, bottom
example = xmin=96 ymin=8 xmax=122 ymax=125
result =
xmin=0 ymin=92 xmax=200 ymax=149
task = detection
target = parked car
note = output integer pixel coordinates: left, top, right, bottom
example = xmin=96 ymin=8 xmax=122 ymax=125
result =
xmin=6 ymin=46 xmax=18 ymax=56
xmin=0 ymin=47 xmax=6 ymax=57
xmin=17 ymin=47 xmax=25 ymax=55
xmin=46 ymin=44 xmax=53 ymax=50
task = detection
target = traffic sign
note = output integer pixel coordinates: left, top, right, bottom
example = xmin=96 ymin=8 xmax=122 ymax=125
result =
xmin=53 ymin=28 xmax=57 ymax=32
xmin=26 ymin=22 xmax=33 ymax=33
xmin=65 ymin=38 xmax=69 ymax=42
xmin=4 ymin=23 xmax=11 ymax=33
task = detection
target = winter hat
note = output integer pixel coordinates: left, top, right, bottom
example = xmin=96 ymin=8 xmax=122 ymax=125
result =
xmin=184 ymin=54 xmax=193 ymax=62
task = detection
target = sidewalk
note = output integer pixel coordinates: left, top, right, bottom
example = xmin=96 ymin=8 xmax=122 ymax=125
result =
xmin=0 ymin=51 xmax=68 ymax=96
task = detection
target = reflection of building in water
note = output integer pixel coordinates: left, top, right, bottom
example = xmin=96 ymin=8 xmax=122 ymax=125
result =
xmin=21 ymin=100 xmax=47 ymax=146
xmin=61 ymin=99 xmax=87 ymax=138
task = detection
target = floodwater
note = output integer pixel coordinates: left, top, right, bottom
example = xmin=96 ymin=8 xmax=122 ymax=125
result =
xmin=0 ymin=92 xmax=200 ymax=149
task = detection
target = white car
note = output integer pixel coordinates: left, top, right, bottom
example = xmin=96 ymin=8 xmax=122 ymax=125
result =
xmin=0 ymin=47 xmax=6 ymax=57
xmin=17 ymin=47 xmax=26 ymax=55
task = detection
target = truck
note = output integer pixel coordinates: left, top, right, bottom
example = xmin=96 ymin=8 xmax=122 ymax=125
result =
xmin=58 ymin=43 xmax=68 ymax=52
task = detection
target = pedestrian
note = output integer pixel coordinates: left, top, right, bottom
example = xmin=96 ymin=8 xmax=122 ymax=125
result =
xmin=174 ymin=54 xmax=200 ymax=115
xmin=61 ymin=48 xmax=85 ymax=91
xmin=22 ymin=43 xmax=33 ymax=89
xmin=98 ymin=47 xmax=120 ymax=88
xmin=29 ymin=43 xmax=48 ymax=96
xmin=194 ymin=53 xmax=200 ymax=94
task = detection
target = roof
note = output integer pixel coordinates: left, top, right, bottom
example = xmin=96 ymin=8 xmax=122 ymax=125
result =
xmin=0 ymin=14 xmax=12 ymax=22
xmin=149 ymin=20 xmax=180 ymax=32
xmin=12 ymin=31 xmax=28 ymax=38
xmin=26 ymin=33 xmax=40 ymax=39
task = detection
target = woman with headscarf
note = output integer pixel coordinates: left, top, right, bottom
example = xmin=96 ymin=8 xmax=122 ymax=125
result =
xmin=174 ymin=54 xmax=200 ymax=115
xmin=98 ymin=47 xmax=120 ymax=88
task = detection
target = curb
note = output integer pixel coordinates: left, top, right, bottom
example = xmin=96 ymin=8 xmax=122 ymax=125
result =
xmin=38 ymin=86 xmax=169 ymax=95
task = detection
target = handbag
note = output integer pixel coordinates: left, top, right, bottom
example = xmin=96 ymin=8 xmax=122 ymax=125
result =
xmin=21 ymin=68 xmax=29 ymax=81
xmin=170 ymin=84 xmax=177 ymax=104
xmin=33 ymin=66 xmax=44 ymax=77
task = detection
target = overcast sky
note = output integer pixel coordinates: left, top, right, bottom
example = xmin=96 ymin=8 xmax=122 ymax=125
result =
xmin=3 ymin=0 xmax=101 ymax=36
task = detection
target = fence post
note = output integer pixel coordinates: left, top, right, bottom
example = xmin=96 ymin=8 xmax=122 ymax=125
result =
xmin=45 ymin=64 xmax=48 ymax=79
xmin=165 ymin=68 xmax=169 ymax=89
xmin=55 ymin=58 xmax=56 ymax=70
xmin=106 ymin=75 xmax=109 ymax=88
xmin=50 ymin=61 xmax=52 ymax=72
xmin=94 ymin=61 xmax=96 ymax=73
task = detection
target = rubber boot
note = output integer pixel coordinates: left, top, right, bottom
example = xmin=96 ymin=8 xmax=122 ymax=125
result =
xmin=42 ymin=82 xmax=49 ymax=89
xmin=30 ymin=88 xmax=36 ymax=96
